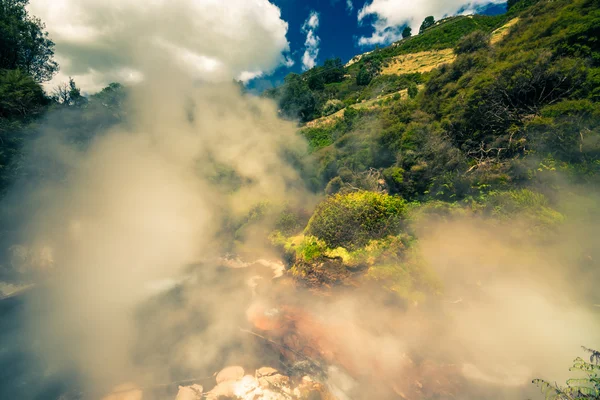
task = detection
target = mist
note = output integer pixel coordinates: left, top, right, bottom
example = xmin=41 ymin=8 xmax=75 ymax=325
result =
xmin=0 ymin=1 xmax=598 ymax=400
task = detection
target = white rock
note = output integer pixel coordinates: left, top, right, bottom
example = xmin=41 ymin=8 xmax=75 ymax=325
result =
xmin=175 ymin=384 xmax=203 ymax=400
xmin=216 ymin=366 xmax=245 ymax=384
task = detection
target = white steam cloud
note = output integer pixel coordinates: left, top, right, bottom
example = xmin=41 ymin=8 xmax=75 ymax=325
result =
xmin=301 ymin=11 xmax=321 ymax=71
xmin=358 ymin=0 xmax=506 ymax=46
xmin=27 ymin=0 xmax=292 ymax=92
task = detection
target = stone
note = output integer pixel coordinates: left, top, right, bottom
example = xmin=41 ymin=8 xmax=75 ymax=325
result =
xmin=175 ymin=384 xmax=203 ymax=400
xmin=216 ymin=366 xmax=245 ymax=384
xmin=256 ymin=367 xmax=278 ymax=378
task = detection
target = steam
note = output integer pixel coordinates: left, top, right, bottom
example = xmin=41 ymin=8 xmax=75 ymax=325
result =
xmin=5 ymin=54 xmax=308 ymax=394
xmin=0 ymin=2 xmax=598 ymax=399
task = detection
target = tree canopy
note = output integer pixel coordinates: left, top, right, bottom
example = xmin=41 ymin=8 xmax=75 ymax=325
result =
xmin=0 ymin=0 xmax=58 ymax=82
xmin=419 ymin=16 xmax=435 ymax=33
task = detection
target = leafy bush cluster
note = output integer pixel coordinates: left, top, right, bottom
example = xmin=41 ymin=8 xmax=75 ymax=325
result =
xmin=306 ymin=191 xmax=406 ymax=249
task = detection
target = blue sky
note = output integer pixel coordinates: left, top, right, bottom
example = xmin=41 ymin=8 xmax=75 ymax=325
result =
xmin=250 ymin=0 xmax=507 ymax=90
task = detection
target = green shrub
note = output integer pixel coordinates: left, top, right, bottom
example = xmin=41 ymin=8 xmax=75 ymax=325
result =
xmin=482 ymin=189 xmax=565 ymax=228
xmin=306 ymin=191 xmax=407 ymax=249
xmin=407 ymin=83 xmax=418 ymax=99
xmin=322 ymin=99 xmax=344 ymax=116
xmin=454 ymin=30 xmax=491 ymax=55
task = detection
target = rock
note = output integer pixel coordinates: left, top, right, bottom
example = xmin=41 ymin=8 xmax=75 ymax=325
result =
xmin=256 ymin=367 xmax=278 ymax=378
xmin=175 ymin=384 xmax=203 ymax=400
xmin=205 ymin=380 xmax=236 ymax=399
xmin=216 ymin=366 xmax=245 ymax=384
xmin=257 ymin=373 xmax=290 ymax=389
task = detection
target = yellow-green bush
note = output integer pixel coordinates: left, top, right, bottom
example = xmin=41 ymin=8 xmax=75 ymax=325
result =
xmin=306 ymin=191 xmax=407 ymax=249
xmin=482 ymin=189 xmax=565 ymax=229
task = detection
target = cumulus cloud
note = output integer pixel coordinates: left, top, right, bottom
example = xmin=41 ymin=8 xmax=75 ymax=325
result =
xmin=358 ymin=0 xmax=506 ymax=46
xmin=27 ymin=0 xmax=292 ymax=92
xmin=301 ymin=11 xmax=320 ymax=71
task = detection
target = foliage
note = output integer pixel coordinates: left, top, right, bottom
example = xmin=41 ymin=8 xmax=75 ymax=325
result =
xmin=52 ymin=77 xmax=87 ymax=107
xmin=306 ymin=191 xmax=406 ymax=249
xmin=402 ymin=26 xmax=412 ymax=39
xmin=322 ymin=58 xmax=345 ymax=84
xmin=454 ymin=30 xmax=491 ymax=55
xmin=481 ymin=189 xmax=565 ymax=231
xmin=277 ymin=73 xmax=318 ymax=122
xmin=419 ymin=16 xmax=435 ymax=34
xmin=0 ymin=0 xmax=58 ymax=82
xmin=533 ymin=347 xmax=600 ymax=399
xmin=322 ymin=99 xmax=344 ymax=116
xmin=0 ymin=68 xmax=47 ymax=119
xmin=356 ymin=66 xmax=371 ymax=86
xmin=407 ymin=83 xmax=418 ymax=99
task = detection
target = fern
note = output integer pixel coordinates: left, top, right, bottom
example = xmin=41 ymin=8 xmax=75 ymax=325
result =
xmin=533 ymin=347 xmax=600 ymax=400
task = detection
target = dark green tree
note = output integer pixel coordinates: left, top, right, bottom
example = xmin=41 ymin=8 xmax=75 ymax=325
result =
xmin=356 ymin=66 xmax=372 ymax=86
xmin=322 ymin=58 xmax=345 ymax=84
xmin=402 ymin=26 xmax=412 ymax=39
xmin=507 ymin=0 xmax=520 ymax=9
xmin=279 ymin=73 xmax=317 ymax=122
xmin=419 ymin=16 xmax=435 ymax=34
xmin=0 ymin=0 xmax=58 ymax=82
xmin=0 ymin=68 xmax=47 ymax=119
xmin=307 ymin=69 xmax=325 ymax=91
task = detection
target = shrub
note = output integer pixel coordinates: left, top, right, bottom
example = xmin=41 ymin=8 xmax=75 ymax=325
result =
xmin=408 ymin=83 xmax=419 ymax=99
xmin=482 ymin=189 xmax=565 ymax=229
xmin=306 ymin=191 xmax=407 ymax=249
xmin=322 ymin=99 xmax=344 ymax=116
xmin=454 ymin=30 xmax=491 ymax=55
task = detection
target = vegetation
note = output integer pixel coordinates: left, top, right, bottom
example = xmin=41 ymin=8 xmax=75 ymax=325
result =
xmin=306 ymin=191 xmax=406 ymax=249
xmin=533 ymin=347 xmax=600 ymax=399
xmin=419 ymin=16 xmax=435 ymax=34
xmin=0 ymin=0 xmax=58 ymax=82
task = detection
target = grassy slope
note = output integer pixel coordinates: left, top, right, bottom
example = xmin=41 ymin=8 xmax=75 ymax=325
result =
xmin=267 ymin=0 xmax=600 ymax=300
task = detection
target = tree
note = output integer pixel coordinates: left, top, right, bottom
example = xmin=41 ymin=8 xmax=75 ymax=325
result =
xmin=507 ymin=0 xmax=520 ymax=9
xmin=419 ymin=16 xmax=435 ymax=34
xmin=0 ymin=0 xmax=58 ymax=82
xmin=356 ymin=56 xmax=382 ymax=86
xmin=322 ymin=58 xmax=345 ymax=84
xmin=402 ymin=26 xmax=412 ymax=39
xmin=52 ymin=77 xmax=87 ymax=107
xmin=279 ymin=73 xmax=317 ymax=122
xmin=356 ymin=66 xmax=372 ymax=86
xmin=307 ymin=69 xmax=325 ymax=91
xmin=0 ymin=68 xmax=47 ymax=119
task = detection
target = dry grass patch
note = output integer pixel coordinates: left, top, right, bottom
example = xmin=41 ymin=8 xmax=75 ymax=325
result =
xmin=490 ymin=17 xmax=520 ymax=45
xmin=381 ymin=49 xmax=456 ymax=75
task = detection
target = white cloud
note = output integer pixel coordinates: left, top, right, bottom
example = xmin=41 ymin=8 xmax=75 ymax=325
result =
xmin=27 ymin=0 xmax=292 ymax=92
xmin=357 ymin=0 xmax=505 ymax=46
xmin=301 ymin=11 xmax=320 ymax=71
xmin=347 ymin=0 xmax=354 ymax=13
xmin=237 ymin=70 xmax=263 ymax=83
